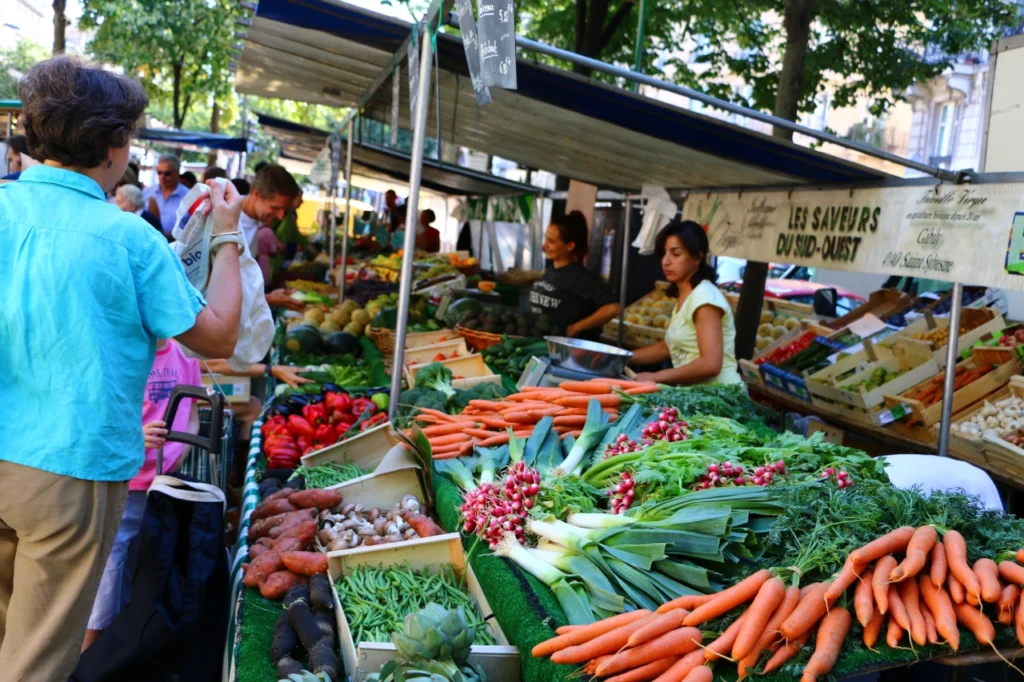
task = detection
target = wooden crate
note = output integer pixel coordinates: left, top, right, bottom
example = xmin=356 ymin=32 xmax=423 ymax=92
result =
xmin=403 ymin=339 xmax=470 ymax=367
xmin=407 ymin=354 xmax=496 ymax=388
xmin=888 ymin=308 xmax=1004 ymax=368
xmin=740 ymin=322 xmax=834 ymax=387
xmin=328 ymin=534 xmax=520 ymax=682
xmin=882 ymin=352 xmax=1021 ymax=428
xmin=805 ymin=341 xmax=894 ymax=405
xmin=945 ymin=385 xmax=1013 ymax=467
xmin=981 ymin=378 xmax=1024 ymax=486
xmin=300 ymin=422 xmax=402 ymax=470
xmin=819 ymin=342 xmax=939 ymax=411
xmin=828 ymin=289 xmax=913 ymax=330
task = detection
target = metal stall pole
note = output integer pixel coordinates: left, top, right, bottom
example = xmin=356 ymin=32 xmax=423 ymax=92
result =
xmin=936 ymin=282 xmax=964 ymax=457
xmin=388 ymin=25 xmax=434 ymax=420
xmin=617 ymin=197 xmax=632 ymax=347
xmin=339 ymin=118 xmax=355 ymax=300
xmin=328 ymin=183 xmax=338 ymax=269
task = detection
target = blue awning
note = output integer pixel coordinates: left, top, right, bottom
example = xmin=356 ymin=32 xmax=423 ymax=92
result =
xmin=136 ymin=128 xmax=249 ymax=152
xmin=237 ymin=0 xmax=891 ymax=190
xmin=256 ymin=111 xmax=537 ymax=196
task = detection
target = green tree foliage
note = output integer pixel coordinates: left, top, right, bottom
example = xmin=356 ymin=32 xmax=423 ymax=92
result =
xmin=80 ymin=0 xmax=240 ymax=129
xmin=0 ymin=39 xmax=49 ymax=100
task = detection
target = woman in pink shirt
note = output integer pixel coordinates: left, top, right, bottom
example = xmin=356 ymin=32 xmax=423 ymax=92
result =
xmin=83 ymin=338 xmax=200 ymax=650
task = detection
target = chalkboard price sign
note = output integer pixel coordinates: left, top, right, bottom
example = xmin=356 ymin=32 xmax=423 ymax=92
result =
xmin=455 ymin=0 xmax=492 ymax=105
xmin=477 ymin=0 xmax=517 ymax=89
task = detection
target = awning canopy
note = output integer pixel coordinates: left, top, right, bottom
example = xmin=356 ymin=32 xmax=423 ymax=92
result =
xmin=236 ymin=0 xmax=892 ymax=192
xmin=136 ymin=127 xmax=249 ymax=152
xmin=256 ymin=111 xmax=537 ymax=196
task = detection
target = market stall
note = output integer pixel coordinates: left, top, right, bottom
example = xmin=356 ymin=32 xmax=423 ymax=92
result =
xmin=228 ymin=1 xmax=1024 ymax=681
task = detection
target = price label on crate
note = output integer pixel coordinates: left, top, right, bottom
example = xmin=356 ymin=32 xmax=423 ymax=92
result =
xmin=878 ymin=402 xmax=911 ymax=425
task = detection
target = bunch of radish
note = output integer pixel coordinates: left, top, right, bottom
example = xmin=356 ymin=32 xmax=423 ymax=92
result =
xmin=461 ymin=462 xmax=541 ymax=547
xmin=608 ymin=472 xmax=636 ymax=515
xmin=642 ymin=407 xmax=689 ymax=445
xmin=531 ymin=525 xmax=1024 ymax=682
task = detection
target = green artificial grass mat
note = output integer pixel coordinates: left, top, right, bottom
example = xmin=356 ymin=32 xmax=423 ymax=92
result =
xmin=237 ymin=588 xmax=283 ymax=682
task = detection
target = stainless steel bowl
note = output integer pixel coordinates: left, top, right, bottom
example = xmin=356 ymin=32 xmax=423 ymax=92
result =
xmin=544 ymin=336 xmax=634 ymax=377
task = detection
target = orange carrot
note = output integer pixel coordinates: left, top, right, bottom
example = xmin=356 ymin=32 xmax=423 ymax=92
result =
xmin=475 ymin=433 xmax=512 ymax=448
xmin=762 ymin=630 xmax=810 ymax=674
xmin=732 ymin=577 xmax=786 ymax=660
xmin=559 ymin=380 xmax=615 ymax=394
xmin=944 ymin=530 xmax=982 ymax=604
xmin=885 ymin=616 xmax=904 ymax=648
xmin=954 ymin=602 xmax=996 ymax=646
xmin=890 ymin=525 xmax=937 ymax=583
xmin=528 ymin=406 xmax=563 ymax=418
xmin=625 ymin=384 xmax=661 ymax=395
xmin=552 ymin=415 xmax=587 ymax=427
xmin=999 ymin=559 xmax=1024 ymax=586
xmin=781 ymin=581 xmax=831 ymax=641
xmin=658 ymin=593 xmax=715 ymax=614
xmin=854 ymin=566 xmax=875 ymax=627
xmin=973 ymin=558 xmax=1002 ymax=603
xmin=503 ymin=411 xmax=538 ymax=424
xmin=652 ymin=649 xmax=705 ymax=682
xmin=873 ymin=555 xmax=897 ymax=615
xmin=596 ymin=627 xmax=702 ymax=677
xmin=930 ymin=540 xmax=947 ymax=588
xmin=462 ymin=427 xmax=498 ymax=439
xmin=702 ymin=614 xmax=744 ymax=662
xmin=1017 ymin=592 xmax=1024 ymax=646
xmin=555 ymin=625 xmax=581 ymax=635
xmin=426 ymin=432 xmax=472 ymax=447
xmin=1017 ymin=548 xmax=1024 ymax=564
xmin=583 ymin=654 xmax=612 ymax=676
xmin=824 ymin=558 xmax=862 ymax=604
xmin=415 ymin=407 xmax=456 ymax=422
xmin=432 ymin=441 xmax=474 ymax=459
xmin=532 ymin=610 xmax=651 ymax=658
xmin=800 ymin=607 xmax=851 ymax=682
xmin=554 ymin=393 xmax=622 ymax=408
xmin=922 ymin=603 xmax=939 ymax=644
xmin=627 ymin=609 xmax=688 ymax=648
xmin=849 ymin=526 xmax=916 ymax=565
xmin=863 ymin=607 xmax=885 ymax=649
xmin=560 ymin=430 xmax=582 ymax=440
xmin=736 ymin=585 xmax=800 ymax=679
xmin=679 ymin=666 xmax=712 ymax=682
xmin=947 ymin=571 xmax=965 ymax=604
xmin=887 ymin=584 xmax=911 ymax=632
xmin=422 ymin=421 xmax=478 ymax=436
xmin=919 ymin=575 xmax=960 ymax=651
xmin=898 ymin=577 xmax=927 ymax=646
xmin=467 ymin=400 xmax=505 ymax=411
xmin=605 ymin=656 xmax=680 ymax=682
xmin=1000 ymin=584 xmax=1021 ymax=626
xmin=473 ymin=416 xmax=517 ymax=429
xmin=683 ymin=569 xmax=772 ymax=627
xmin=550 ymin=616 xmax=653 ymax=664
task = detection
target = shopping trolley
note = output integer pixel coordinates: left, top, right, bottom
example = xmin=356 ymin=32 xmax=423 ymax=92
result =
xmin=177 ymin=372 xmax=237 ymax=493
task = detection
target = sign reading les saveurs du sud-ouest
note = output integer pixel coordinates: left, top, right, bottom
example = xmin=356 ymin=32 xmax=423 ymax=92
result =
xmin=681 ymin=183 xmax=1024 ymax=292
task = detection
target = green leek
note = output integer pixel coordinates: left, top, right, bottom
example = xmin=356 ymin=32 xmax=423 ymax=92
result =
xmin=555 ymin=399 xmax=609 ymax=476
xmin=493 ymin=533 xmax=594 ymax=624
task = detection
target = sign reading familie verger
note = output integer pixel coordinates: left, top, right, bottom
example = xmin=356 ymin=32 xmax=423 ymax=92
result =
xmin=682 ymin=183 xmax=1024 ymax=291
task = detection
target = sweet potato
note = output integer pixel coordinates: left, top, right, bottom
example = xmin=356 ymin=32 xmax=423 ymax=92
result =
xmin=271 ymin=520 xmax=317 ymax=548
xmin=249 ymin=544 xmax=267 ymax=561
xmin=248 ymin=512 xmax=289 ymax=541
xmin=272 ymin=537 xmax=305 ymax=555
xmin=261 ymin=570 xmax=306 ymax=600
xmin=243 ymin=549 xmax=284 ymax=587
xmin=288 ymin=488 xmax=343 ymax=510
xmin=281 ymin=551 xmax=329 ymax=576
xmin=402 ymin=511 xmax=446 ymax=538
xmin=256 ymin=536 xmax=275 ymax=548
xmin=267 ymin=508 xmax=318 ymax=538
xmin=252 ymin=498 xmax=299 ymax=522
xmin=261 ymin=486 xmax=298 ymax=505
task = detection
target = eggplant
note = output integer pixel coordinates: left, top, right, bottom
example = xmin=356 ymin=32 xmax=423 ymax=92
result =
xmin=289 ymin=600 xmax=328 ymax=651
xmin=271 ymin=610 xmax=298 ymax=662
xmin=321 ymin=382 xmax=344 ymax=394
xmin=271 ymin=404 xmax=294 ymax=418
xmin=308 ymin=641 xmax=341 ymax=681
xmin=282 ymin=584 xmax=310 ymax=609
xmin=309 ymin=573 xmax=334 ymax=611
xmin=286 ymin=395 xmax=311 ymax=411
xmin=275 ymin=656 xmax=304 ymax=678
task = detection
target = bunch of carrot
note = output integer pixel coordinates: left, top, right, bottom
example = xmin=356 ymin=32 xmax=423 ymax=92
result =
xmin=907 ymin=362 xmax=993 ymax=408
xmin=532 ymin=528 xmax=1024 ymax=682
xmin=408 ymin=378 xmax=659 ymax=459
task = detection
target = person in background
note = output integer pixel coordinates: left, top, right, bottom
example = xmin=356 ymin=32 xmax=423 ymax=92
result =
xmin=3 ymin=134 xmax=28 ymax=180
xmin=179 ymin=170 xmax=197 ymax=189
xmin=416 ymin=209 xmax=440 ymax=253
xmin=256 ymin=221 xmax=281 ymax=290
xmin=629 ymin=219 xmax=741 ymax=385
xmin=115 ymin=184 xmax=166 ymax=239
xmin=202 ymin=166 xmax=227 ymax=182
xmin=253 ymin=160 xmax=268 ymax=174
xmin=0 ymin=55 xmax=244 ymax=681
xmin=456 ymin=221 xmax=473 ymax=256
xmin=382 ymin=188 xmax=400 ymax=230
xmin=274 ymin=194 xmax=306 ymax=263
xmin=529 ymin=211 xmax=620 ymax=341
xmin=231 ymin=177 xmax=250 ymax=195
xmin=390 ymin=203 xmax=407 ymax=251
xmin=82 ymin=337 xmax=200 ymax=652
xmin=142 ymin=154 xmax=189 ymax=237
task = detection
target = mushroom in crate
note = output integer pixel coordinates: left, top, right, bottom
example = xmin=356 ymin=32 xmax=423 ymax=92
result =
xmin=316 ymin=494 xmax=445 ymax=551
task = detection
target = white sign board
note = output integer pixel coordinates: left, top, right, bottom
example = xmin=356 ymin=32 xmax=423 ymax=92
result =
xmin=682 ymin=183 xmax=1024 ymax=292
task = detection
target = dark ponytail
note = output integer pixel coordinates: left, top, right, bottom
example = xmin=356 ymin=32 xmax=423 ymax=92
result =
xmin=655 ymin=219 xmax=717 ymax=296
xmin=550 ymin=211 xmax=589 ymax=261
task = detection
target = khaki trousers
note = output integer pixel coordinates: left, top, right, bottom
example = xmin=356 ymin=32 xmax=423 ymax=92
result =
xmin=0 ymin=460 xmax=127 ymax=682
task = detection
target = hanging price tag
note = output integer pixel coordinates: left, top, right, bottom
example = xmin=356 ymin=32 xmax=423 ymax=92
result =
xmin=455 ymin=0 xmax=491 ymax=105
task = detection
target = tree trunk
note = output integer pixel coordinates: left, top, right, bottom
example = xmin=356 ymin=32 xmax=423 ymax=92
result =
xmin=172 ymin=63 xmax=183 ymax=129
xmin=735 ymin=0 xmax=815 ymax=360
xmin=52 ymin=0 xmax=66 ymax=55
xmin=207 ymin=101 xmax=220 ymax=167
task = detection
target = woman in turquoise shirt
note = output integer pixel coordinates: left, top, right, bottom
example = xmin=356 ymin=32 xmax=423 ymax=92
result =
xmin=0 ymin=55 xmax=244 ymax=680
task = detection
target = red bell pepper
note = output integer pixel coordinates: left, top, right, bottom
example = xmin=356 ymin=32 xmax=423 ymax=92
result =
xmin=335 ymin=411 xmax=357 ymax=426
xmin=335 ymin=423 xmax=351 ymax=440
xmin=325 ymin=391 xmax=352 ymax=416
xmin=302 ymin=403 xmax=328 ymax=426
xmin=361 ymin=412 xmax=389 ymax=431
xmin=314 ymin=424 xmax=336 ymax=446
xmin=287 ymin=415 xmax=315 ymax=439
xmin=261 ymin=415 xmax=286 ymax=437
xmin=352 ymin=397 xmax=377 ymax=417
xmin=295 ymin=436 xmax=312 ymax=452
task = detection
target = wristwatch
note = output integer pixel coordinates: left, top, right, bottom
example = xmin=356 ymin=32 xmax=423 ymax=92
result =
xmin=210 ymin=231 xmax=245 ymax=256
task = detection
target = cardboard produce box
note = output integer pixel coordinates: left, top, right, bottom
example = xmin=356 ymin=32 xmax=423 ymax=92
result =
xmin=300 ymin=422 xmax=402 ymax=471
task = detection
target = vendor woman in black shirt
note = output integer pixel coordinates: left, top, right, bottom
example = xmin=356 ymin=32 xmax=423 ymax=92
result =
xmin=529 ymin=211 xmax=621 ymax=341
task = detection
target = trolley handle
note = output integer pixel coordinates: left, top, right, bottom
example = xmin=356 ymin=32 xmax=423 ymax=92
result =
xmin=160 ymin=384 xmax=225 ymax=459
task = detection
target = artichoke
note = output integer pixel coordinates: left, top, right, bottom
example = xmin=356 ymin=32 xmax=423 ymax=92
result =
xmin=278 ymin=671 xmax=331 ymax=682
xmin=371 ymin=603 xmax=486 ymax=682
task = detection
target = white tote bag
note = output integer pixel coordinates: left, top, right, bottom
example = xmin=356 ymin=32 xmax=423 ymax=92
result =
xmin=172 ymin=179 xmax=274 ymax=371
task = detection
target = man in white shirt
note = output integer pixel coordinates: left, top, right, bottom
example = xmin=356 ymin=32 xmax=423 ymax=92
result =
xmin=142 ymin=154 xmax=189 ymax=236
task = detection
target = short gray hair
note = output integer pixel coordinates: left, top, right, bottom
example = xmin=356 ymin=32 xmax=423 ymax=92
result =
xmin=157 ymin=154 xmax=180 ymax=172
xmin=116 ymin=183 xmax=144 ymax=210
